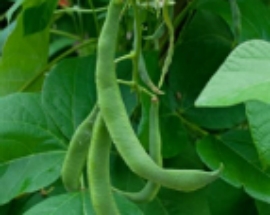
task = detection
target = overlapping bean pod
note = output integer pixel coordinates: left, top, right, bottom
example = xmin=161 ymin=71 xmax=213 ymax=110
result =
xmin=88 ymin=114 xmax=120 ymax=215
xmin=61 ymin=105 xmax=98 ymax=191
xmin=114 ymin=97 xmax=162 ymax=203
xmin=96 ymin=0 xmax=222 ymax=193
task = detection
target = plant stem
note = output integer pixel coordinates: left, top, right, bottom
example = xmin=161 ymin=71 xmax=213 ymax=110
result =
xmin=87 ymin=0 xmax=101 ymax=36
xmin=114 ymin=52 xmax=135 ymax=63
xmin=54 ymin=7 xmax=107 ymax=15
xmin=175 ymin=112 xmax=209 ymax=137
xmin=50 ymin=29 xmax=81 ymax=40
xmin=117 ymin=79 xmax=156 ymax=98
xmin=19 ymin=39 xmax=96 ymax=91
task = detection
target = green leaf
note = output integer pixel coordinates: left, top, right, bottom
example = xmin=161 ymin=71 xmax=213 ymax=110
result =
xmin=42 ymin=56 xmax=97 ymax=140
xmin=256 ymin=200 xmax=270 ymax=215
xmin=0 ymin=151 xmax=65 ymax=205
xmin=159 ymin=113 xmax=189 ymax=158
xmin=24 ymin=192 xmax=94 ymax=215
xmin=0 ymin=0 xmax=56 ymax=95
xmin=24 ymin=191 xmax=94 ymax=215
xmin=0 ymin=93 xmax=66 ymax=163
xmin=42 ymin=55 xmax=136 ymax=140
xmin=169 ymin=10 xmax=245 ymax=129
xmin=154 ymin=188 xmax=211 ymax=215
xmin=23 ymin=191 xmax=143 ymax=215
xmin=246 ymin=100 xmax=270 ymax=168
xmin=195 ymin=0 xmax=270 ymax=41
xmin=207 ymin=179 xmax=258 ymax=215
xmin=114 ymin=192 xmax=144 ymax=215
xmin=196 ymin=40 xmax=270 ymax=107
xmin=0 ymin=22 xmax=15 ymax=54
xmin=23 ymin=0 xmax=58 ymax=35
xmin=197 ymin=130 xmax=270 ymax=203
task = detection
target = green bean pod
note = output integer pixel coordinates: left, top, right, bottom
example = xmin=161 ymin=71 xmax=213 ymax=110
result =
xmin=88 ymin=114 xmax=120 ymax=215
xmin=96 ymin=0 xmax=222 ymax=192
xmin=158 ymin=0 xmax=174 ymax=88
xmin=139 ymin=54 xmax=164 ymax=95
xmin=61 ymin=105 xmax=98 ymax=192
xmin=113 ymin=98 xmax=162 ymax=203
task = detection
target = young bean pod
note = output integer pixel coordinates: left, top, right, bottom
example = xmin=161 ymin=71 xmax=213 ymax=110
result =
xmin=96 ymin=0 xmax=222 ymax=192
xmin=61 ymin=105 xmax=98 ymax=191
xmin=158 ymin=0 xmax=174 ymax=88
xmin=113 ymin=97 xmax=162 ymax=203
xmin=139 ymin=54 xmax=164 ymax=95
xmin=88 ymin=114 xmax=120 ymax=215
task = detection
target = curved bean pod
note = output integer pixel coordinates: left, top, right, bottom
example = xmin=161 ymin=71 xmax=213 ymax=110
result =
xmin=97 ymin=0 xmax=222 ymax=192
xmin=113 ymin=98 xmax=162 ymax=203
xmin=88 ymin=114 xmax=120 ymax=215
xmin=61 ymin=105 xmax=98 ymax=191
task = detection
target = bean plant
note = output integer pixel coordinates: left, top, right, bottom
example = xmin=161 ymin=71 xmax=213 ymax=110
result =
xmin=1 ymin=0 xmax=270 ymax=214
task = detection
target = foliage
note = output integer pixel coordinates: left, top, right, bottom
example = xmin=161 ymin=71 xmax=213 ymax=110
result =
xmin=1 ymin=0 xmax=270 ymax=214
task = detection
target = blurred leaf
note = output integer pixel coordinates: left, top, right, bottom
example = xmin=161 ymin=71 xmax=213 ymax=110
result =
xmin=0 ymin=22 xmax=15 ymax=54
xmin=159 ymin=113 xmax=189 ymax=158
xmin=195 ymin=0 xmax=270 ymax=42
xmin=23 ymin=0 xmax=58 ymax=35
xmin=256 ymin=200 xmax=270 ymax=215
xmin=207 ymin=179 xmax=257 ymax=215
xmin=246 ymin=100 xmax=270 ymax=169
xmin=196 ymin=40 xmax=270 ymax=107
xmin=170 ymin=10 xmax=245 ymax=129
xmin=197 ymin=130 xmax=270 ymax=203
xmin=48 ymin=37 xmax=75 ymax=58
xmin=0 ymin=151 xmax=65 ymax=205
xmin=24 ymin=190 xmax=143 ymax=215
xmin=0 ymin=0 xmax=56 ymax=95
xmin=23 ymin=191 xmax=94 ymax=215
xmin=154 ymin=188 xmax=211 ymax=215
xmin=0 ymin=93 xmax=66 ymax=163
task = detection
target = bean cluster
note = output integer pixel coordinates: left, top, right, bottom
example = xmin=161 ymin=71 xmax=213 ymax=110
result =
xmin=61 ymin=0 xmax=223 ymax=214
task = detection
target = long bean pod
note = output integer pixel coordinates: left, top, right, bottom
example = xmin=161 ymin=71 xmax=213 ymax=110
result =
xmin=97 ymin=0 xmax=222 ymax=192
xmin=61 ymin=105 xmax=98 ymax=191
xmin=88 ymin=114 xmax=120 ymax=215
xmin=113 ymin=98 xmax=162 ymax=203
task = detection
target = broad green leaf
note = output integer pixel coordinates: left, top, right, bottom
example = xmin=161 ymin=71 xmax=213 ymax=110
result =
xmin=195 ymin=0 xmax=270 ymax=42
xmin=23 ymin=192 xmax=94 ymax=215
xmin=0 ymin=0 xmax=56 ymax=95
xmin=23 ymin=191 xmax=143 ymax=215
xmin=246 ymin=100 xmax=270 ymax=168
xmin=196 ymin=40 xmax=270 ymax=107
xmin=197 ymin=130 xmax=270 ymax=203
xmin=23 ymin=0 xmax=58 ymax=35
xmin=42 ymin=55 xmax=136 ymax=140
xmin=153 ymin=188 xmax=211 ymax=215
xmin=114 ymin=193 xmax=144 ymax=215
xmin=169 ymin=10 xmax=245 ymax=129
xmin=159 ymin=113 xmax=189 ymax=158
xmin=207 ymin=179 xmax=258 ymax=215
xmin=0 ymin=151 xmax=65 ymax=205
xmin=42 ymin=56 xmax=97 ymax=140
xmin=0 ymin=93 xmax=66 ymax=163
